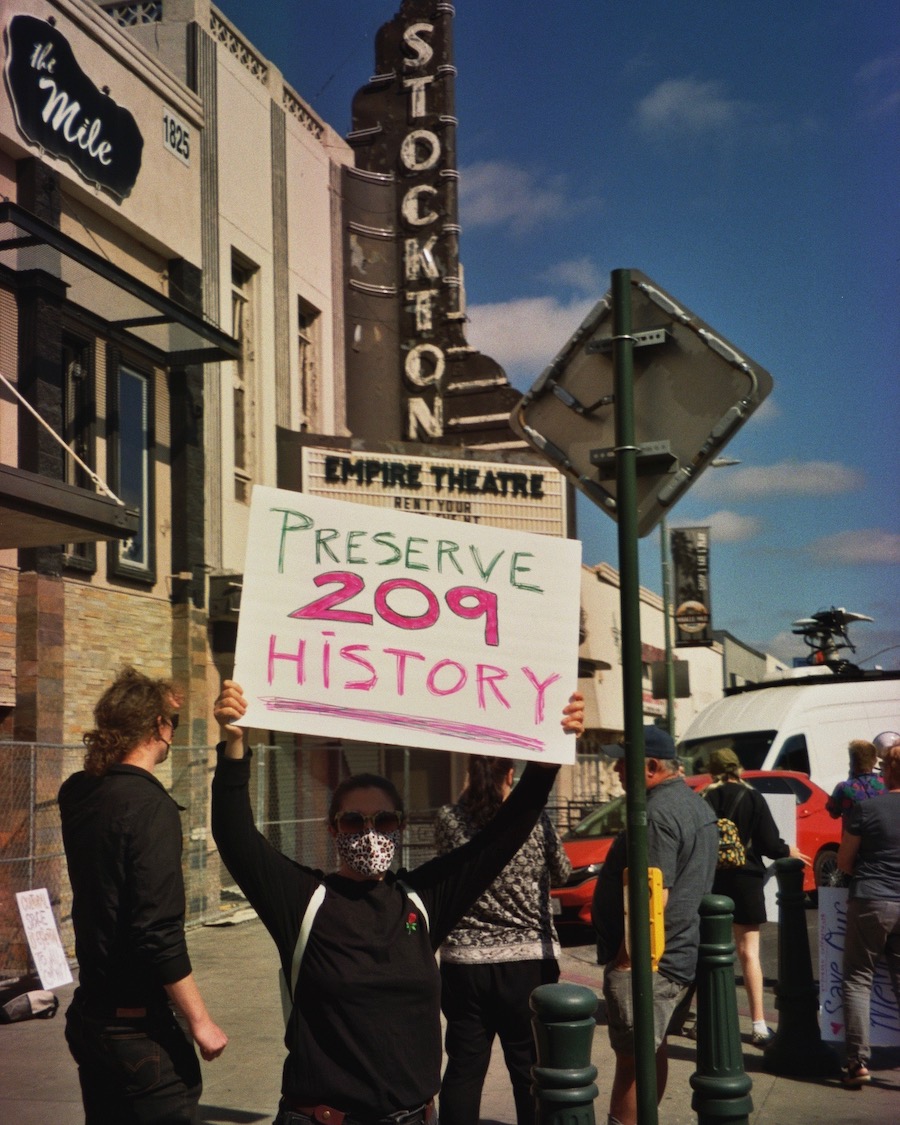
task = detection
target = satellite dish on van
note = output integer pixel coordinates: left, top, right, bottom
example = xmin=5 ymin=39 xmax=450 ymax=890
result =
xmin=791 ymin=607 xmax=873 ymax=673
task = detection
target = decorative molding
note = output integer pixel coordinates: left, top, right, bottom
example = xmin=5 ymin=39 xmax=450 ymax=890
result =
xmin=282 ymin=87 xmax=325 ymax=140
xmin=100 ymin=2 xmax=162 ymax=28
xmin=209 ymin=13 xmax=268 ymax=85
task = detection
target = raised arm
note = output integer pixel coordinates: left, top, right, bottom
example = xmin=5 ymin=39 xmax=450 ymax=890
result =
xmin=214 ymin=679 xmax=248 ymax=759
xmin=408 ymin=691 xmax=584 ymax=945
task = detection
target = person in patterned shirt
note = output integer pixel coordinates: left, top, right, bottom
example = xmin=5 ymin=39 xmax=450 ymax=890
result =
xmin=434 ymin=756 xmax=571 ymax=1125
xmin=825 ymin=740 xmax=886 ymax=822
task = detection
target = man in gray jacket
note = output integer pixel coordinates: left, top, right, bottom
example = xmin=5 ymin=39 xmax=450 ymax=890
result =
xmin=592 ymin=727 xmax=717 ymax=1125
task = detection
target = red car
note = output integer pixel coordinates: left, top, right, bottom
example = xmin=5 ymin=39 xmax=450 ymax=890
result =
xmin=550 ymin=770 xmax=842 ymax=930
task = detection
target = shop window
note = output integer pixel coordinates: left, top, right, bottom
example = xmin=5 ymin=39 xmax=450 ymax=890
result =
xmin=108 ymin=353 xmax=155 ymax=582
xmin=297 ymin=296 xmax=321 ymax=429
xmin=61 ymin=333 xmax=96 ymax=571
xmin=231 ymin=254 xmax=258 ymax=503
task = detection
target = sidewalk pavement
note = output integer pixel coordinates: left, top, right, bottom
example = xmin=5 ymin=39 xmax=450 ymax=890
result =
xmin=1 ymin=913 xmax=897 ymax=1124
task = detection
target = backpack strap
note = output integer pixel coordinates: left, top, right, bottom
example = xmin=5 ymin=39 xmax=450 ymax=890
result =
xmin=397 ymin=879 xmax=430 ymax=932
xmin=280 ymin=884 xmax=326 ymax=1026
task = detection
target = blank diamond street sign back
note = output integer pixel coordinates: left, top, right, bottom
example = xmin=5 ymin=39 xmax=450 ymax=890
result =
xmin=510 ymin=270 xmax=773 ymax=536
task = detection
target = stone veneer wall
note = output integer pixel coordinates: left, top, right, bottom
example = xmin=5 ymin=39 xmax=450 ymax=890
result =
xmin=62 ymin=580 xmax=176 ymax=742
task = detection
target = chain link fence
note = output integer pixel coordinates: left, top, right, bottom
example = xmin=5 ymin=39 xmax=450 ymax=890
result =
xmin=0 ymin=742 xmax=605 ymax=979
xmin=0 ymin=741 xmax=447 ymax=979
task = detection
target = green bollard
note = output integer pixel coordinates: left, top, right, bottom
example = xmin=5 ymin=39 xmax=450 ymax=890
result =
xmin=530 ymin=983 xmax=599 ymax=1125
xmin=762 ymin=857 xmax=840 ymax=1076
xmin=690 ymin=894 xmax=753 ymax=1125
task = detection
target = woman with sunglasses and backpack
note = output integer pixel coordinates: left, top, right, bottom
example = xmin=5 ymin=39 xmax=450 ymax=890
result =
xmin=211 ymin=680 xmax=583 ymax=1125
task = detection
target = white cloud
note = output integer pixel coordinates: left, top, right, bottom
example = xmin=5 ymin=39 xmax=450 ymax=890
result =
xmin=750 ymin=396 xmax=779 ymax=423
xmin=804 ymin=529 xmax=900 ymax=566
xmin=541 ymin=257 xmax=606 ymax=296
xmin=712 ymin=460 xmax=865 ymax=499
xmin=765 ymin=629 xmax=809 ymax=664
xmin=466 ymin=295 xmax=598 ymax=373
xmin=854 ymin=53 xmax=900 ymax=118
xmin=635 ymin=78 xmax=749 ymax=135
xmin=459 ymin=161 xmax=599 ymax=234
xmin=676 ymin=510 xmax=762 ymax=543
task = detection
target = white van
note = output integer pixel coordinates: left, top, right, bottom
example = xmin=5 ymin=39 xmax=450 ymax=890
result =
xmin=677 ymin=669 xmax=900 ymax=796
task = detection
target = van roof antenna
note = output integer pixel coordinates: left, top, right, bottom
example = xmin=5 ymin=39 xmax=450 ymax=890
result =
xmin=790 ymin=607 xmax=874 ymax=674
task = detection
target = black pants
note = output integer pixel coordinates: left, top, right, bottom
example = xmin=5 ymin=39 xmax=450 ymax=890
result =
xmin=439 ymin=959 xmax=559 ymax=1125
xmin=65 ymin=994 xmax=201 ymax=1124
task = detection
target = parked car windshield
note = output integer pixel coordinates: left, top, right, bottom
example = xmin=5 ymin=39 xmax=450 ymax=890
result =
xmin=679 ymin=730 xmax=778 ymax=774
xmin=567 ymin=795 xmax=627 ymax=839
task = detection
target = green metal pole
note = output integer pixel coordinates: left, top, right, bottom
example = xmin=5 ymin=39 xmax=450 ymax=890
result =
xmin=660 ymin=515 xmax=676 ymax=737
xmin=612 ymin=268 xmax=658 ymax=1125
xmin=763 ymin=858 xmax=840 ymax=1076
xmin=531 ymin=983 xmax=599 ymax=1123
xmin=690 ymin=895 xmax=753 ymax=1124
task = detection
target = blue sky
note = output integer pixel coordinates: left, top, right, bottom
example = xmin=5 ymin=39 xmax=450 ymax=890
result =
xmin=216 ymin=0 xmax=900 ymax=669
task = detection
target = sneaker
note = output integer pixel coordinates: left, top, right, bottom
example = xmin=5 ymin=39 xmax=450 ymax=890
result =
xmin=750 ymin=1026 xmax=774 ymax=1047
xmin=841 ymin=1061 xmax=871 ymax=1088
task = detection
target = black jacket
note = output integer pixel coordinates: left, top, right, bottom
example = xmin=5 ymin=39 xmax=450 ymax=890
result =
xmin=703 ymin=781 xmax=791 ymax=876
xmin=58 ymin=764 xmax=192 ymax=1008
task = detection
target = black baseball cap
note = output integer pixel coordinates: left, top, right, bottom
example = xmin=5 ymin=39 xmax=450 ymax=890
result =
xmin=602 ymin=726 xmax=678 ymax=760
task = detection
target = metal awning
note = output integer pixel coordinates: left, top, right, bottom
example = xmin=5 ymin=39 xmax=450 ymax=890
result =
xmin=0 ymin=201 xmax=239 ymax=365
xmin=0 ymin=463 xmax=139 ymax=549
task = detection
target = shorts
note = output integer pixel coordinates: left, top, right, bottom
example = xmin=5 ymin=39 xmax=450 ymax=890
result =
xmin=603 ymin=965 xmax=689 ymax=1054
xmin=712 ymin=869 xmax=767 ymax=925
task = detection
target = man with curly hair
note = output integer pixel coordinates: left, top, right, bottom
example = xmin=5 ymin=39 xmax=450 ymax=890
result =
xmin=58 ymin=667 xmax=227 ymax=1123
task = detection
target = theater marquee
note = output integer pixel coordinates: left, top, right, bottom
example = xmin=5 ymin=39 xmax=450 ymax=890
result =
xmin=301 ymin=446 xmax=568 ymax=538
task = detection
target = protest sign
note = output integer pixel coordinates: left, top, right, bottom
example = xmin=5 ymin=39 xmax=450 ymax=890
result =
xmin=819 ymin=887 xmax=900 ymax=1046
xmin=234 ymin=487 xmax=582 ymax=763
xmin=15 ymin=888 xmax=73 ymax=990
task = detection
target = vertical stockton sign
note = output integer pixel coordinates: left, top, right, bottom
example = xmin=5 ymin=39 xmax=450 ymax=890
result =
xmin=345 ymin=1 xmax=521 ymax=447
xmin=233 ymin=488 xmax=581 ymax=763
xmin=4 ymin=14 xmax=143 ymax=200
xmin=397 ymin=15 xmax=452 ymax=440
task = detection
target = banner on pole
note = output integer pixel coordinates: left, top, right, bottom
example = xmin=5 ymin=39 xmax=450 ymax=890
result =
xmin=670 ymin=526 xmax=713 ymax=646
xmin=233 ymin=488 xmax=582 ymax=763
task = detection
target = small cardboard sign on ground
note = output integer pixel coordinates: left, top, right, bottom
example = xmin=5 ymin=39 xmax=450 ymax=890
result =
xmin=15 ymin=888 xmax=73 ymax=991
xmin=234 ymin=487 xmax=582 ymax=763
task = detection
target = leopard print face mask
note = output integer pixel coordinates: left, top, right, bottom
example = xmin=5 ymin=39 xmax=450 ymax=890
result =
xmin=334 ymin=828 xmax=400 ymax=878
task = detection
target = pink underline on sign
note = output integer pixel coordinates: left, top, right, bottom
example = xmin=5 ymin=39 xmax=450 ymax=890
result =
xmin=257 ymin=696 xmax=547 ymax=752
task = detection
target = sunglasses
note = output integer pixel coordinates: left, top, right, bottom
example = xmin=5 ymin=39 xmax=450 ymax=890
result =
xmin=168 ymin=714 xmax=180 ymax=732
xmin=333 ymin=810 xmax=403 ymax=836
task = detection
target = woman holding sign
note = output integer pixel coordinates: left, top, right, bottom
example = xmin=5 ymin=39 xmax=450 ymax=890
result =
xmin=211 ymin=681 xmax=583 ymax=1125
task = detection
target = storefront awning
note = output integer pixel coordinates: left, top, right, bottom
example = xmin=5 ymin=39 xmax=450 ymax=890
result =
xmin=0 ymin=201 xmax=239 ymax=365
xmin=0 ymin=463 xmax=139 ymax=549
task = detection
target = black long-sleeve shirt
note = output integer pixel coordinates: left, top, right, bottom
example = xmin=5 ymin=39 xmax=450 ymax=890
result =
xmin=211 ymin=748 xmax=558 ymax=1116
xmin=58 ymin=765 xmax=192 ymax=1009
xmin=703 ymin=781 xmax=791 ymax=875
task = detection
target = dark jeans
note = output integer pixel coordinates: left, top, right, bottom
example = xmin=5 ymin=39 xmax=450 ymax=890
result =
xmin=65 ymin=994 xmax=201 ymax=1124
xmin=439 ymin=958 xmax=559 ymax=1125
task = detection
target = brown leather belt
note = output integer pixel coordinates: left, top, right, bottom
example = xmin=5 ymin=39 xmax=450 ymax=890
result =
xmin=284 ymin=1099 xmax=434 ymax=1125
